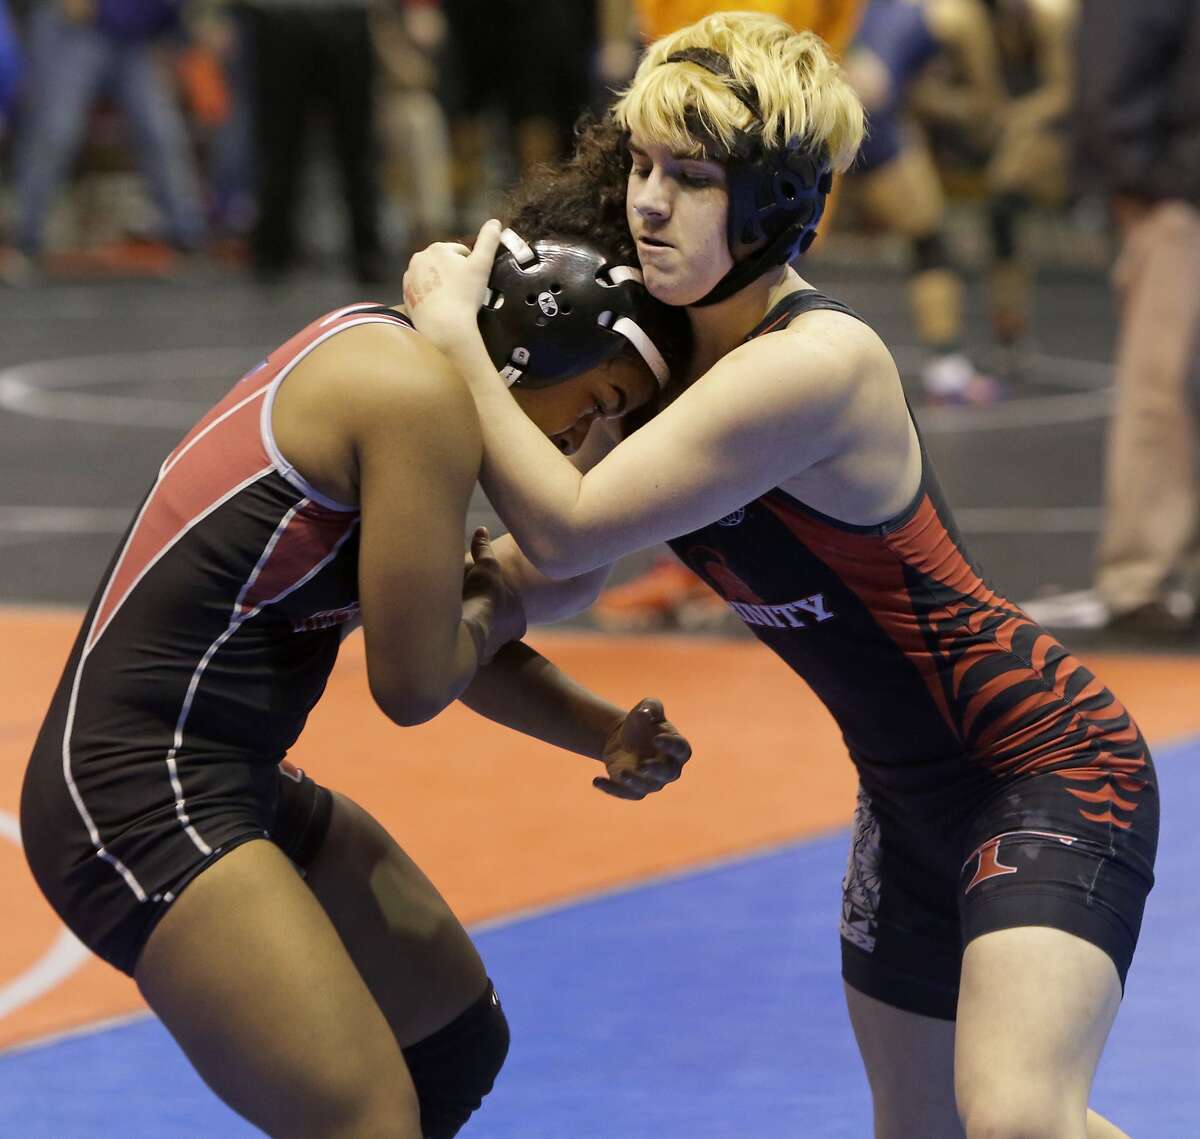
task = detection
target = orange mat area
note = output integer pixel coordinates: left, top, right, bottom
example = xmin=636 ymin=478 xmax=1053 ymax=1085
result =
xmin=3 ymin=608 xmax=1198 ymax=1051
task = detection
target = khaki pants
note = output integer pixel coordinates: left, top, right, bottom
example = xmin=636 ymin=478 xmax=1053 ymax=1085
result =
xmin=1097 ymin=200 xmax=1200 ymax=614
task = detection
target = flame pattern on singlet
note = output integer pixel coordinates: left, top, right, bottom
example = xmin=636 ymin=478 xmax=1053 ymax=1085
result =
xmin=666 ymin=291 xmax=1151 ymax=826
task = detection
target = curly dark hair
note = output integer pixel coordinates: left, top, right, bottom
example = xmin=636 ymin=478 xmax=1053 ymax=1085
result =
xmin=503 ymin=116 xmax=635 ymax=261
xmin=500 ymin=115 xmax=692 ymax=391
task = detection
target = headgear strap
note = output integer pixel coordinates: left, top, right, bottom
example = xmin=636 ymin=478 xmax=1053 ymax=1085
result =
xmin=659 ymin=48 xmax=832 ymax=305
xmin=664 ymin=49 xmax=762 ymax=121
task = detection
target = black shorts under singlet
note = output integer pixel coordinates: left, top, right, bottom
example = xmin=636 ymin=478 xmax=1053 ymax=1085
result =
xmin=22 ymin=757 xmax=334 ymax=976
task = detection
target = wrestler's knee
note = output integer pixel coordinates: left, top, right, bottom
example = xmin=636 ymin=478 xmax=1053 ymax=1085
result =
xmin=402 ymin=982 xmax=510 ymax=1139
xmin=959 ymin=1095 xmax=1085 ymax=1139
xmin=958 ymin=1055 xmax=1088 ymax=1139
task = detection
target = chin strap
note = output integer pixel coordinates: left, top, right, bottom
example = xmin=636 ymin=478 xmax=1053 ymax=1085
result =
xmin=689 ymin=223 xmax=819 ymax=306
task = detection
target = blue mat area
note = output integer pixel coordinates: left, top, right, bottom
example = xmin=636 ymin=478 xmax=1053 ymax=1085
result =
xmin=2 ymin=742 xmax=1197 ymax=1137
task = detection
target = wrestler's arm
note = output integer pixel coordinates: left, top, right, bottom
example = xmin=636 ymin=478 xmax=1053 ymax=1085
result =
xmin=485 ymin=421 xmax=621 ymax=623
xmin=418 ymin=284 xmax=872 ymax=578
xmin=458 ymin=641 xmax=690 ymax=799
xmin=351 ymin=330 xmax=519 ymax=726
xmin=451 ymin=423 xmax=691 ymax=799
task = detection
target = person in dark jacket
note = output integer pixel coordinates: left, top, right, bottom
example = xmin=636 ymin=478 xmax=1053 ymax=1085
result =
xmin=1075 ymin=0 xmax=1200 ymax=638
xmin=10 ymin=0 xmax=206 ymax=269
xmin=243 ymin=0 xmax=387 ymax=284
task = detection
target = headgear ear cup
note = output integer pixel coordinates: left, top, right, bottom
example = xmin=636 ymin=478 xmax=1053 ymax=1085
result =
xmin=477 ymin=228 xmax=671 ymax=389
xmin=661 ymin=50 xmax=833 ymax=306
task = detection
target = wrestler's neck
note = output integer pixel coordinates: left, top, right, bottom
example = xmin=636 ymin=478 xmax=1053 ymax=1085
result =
xmin=686 ymin=264 xmax=805 ymax=377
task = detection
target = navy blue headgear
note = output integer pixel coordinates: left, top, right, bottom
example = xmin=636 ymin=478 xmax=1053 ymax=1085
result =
xmin=661 ymin=49 xmax=833 ymax=306
xmin=478 ymin=228 xmax=670 ymax=390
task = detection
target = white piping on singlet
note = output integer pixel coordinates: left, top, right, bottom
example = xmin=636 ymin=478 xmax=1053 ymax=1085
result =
xmin=159 ymin=383 xmax=271 ymax=482
xmin=90 ymin=384 xmax=273 ymax=657
xmin=260 ymin=314 xmax=417 ymax=513
xmin=318 ymin=302 xmax=384 ymax=328
xmin=60 ymin=309 xmax=393 ymax=897
xmin=161 ymin=507 xmax=361 ymax=858
xmin=63 ymin=464 xmax=276 ymax=901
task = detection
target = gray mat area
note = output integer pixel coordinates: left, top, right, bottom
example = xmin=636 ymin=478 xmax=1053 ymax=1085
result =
xmin=0 ymin=263 xmax=1116 ymax=622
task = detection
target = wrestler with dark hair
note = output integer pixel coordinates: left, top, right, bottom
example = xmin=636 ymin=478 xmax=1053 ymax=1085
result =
xmin=22 ymin=180 xmax=692 ymax=1139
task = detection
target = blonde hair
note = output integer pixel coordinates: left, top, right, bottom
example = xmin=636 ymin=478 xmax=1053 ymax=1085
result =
xmin=613 ymin=11 xmax=864 ymax=173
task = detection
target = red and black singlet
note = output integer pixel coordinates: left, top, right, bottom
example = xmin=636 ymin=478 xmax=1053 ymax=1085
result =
xmin=666 ymin=291 xmax=1151 ymax=822
xmin=25 ymin=303 xmax=413 ymax=903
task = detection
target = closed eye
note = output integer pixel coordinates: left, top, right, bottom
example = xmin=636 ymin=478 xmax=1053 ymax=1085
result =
xmin=594 ymin=388 xmax=628 ymax=420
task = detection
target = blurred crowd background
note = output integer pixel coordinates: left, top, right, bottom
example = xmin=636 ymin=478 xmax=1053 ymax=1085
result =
xmin=0 ymin=0 xmax=1094 ymax=346
xmin=4 ymin=0 xmax=1198 ymax=641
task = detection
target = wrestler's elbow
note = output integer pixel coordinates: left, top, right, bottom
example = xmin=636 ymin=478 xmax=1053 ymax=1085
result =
xmin=369 ymin=677 xmax=449 ymax=728
xmin=517 ymin=527 xmax=595 ymax=582
xmin=366 ymin=642 xmax=461 ymax=727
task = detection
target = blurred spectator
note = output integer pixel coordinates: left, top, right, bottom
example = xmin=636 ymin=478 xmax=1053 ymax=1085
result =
xmin=441 ymin=0 xmax=599 ymax=227
xmin=180 ymin=1 xmax=255 ymax=246
xmin=0 ymin=0 xmax=21 ymax=142
xmin=983 ymin=0 xmax=1075 ymax=350
xmin=243 ymin=0 xmax=385 ymax=284
xmin=626 ymin=0 xmax=865 ymax=52
xmin=843 ymin=0 xmax=1005 ymax=404
xmin=8 ymin=0 xmax=206 ymax=276
xmin=1076 ymin=0 xmax=1200 ymax=637
xmin=372 ymin=0 xmax=453 ymax=249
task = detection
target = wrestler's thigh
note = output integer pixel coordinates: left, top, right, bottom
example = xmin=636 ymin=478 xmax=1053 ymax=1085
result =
xmin=844 ymin=983 xmax=964 ymax=1139
xmin=955 ymin=927 xmax=1121 ymax=1139
xmin=304 ymin=790 xmax=489 ymax=1046
xmin=135 ymin=838 xmax=420 ymax=1139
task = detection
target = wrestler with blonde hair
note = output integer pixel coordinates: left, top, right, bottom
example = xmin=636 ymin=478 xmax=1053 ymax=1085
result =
xmin=406 ymin=12 xmax=1154 ymax=1138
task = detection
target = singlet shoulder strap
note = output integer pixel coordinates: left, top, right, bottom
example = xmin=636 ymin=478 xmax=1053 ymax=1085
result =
xmin=341 ymin=303 xmax=415 ymax=330
xmin=744 ymin=289 xmax=864 ymax=341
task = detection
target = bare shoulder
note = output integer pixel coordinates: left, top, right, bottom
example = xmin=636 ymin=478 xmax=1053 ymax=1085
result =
xmin=333 ymin=320 xmax=474 ymax=419
xmin=302 ymin=320 xmax=480 ymax=456
xmin=782 ymin=303 xmax=891 ymax=366
xmin=669 ymin=305 xmax=900 ymax=474
xmin=767 ymin=304 xmax=898 ymax=413
xmin=761 ymin=305 xmax=910 ymax=468
xmin=274 ymin=318 xmax=480 ymax=506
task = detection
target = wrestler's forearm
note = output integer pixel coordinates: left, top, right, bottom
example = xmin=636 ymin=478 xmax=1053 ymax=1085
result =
xmin=458 ymin=640 xmax=622 ymax=761
xmin=442 ymin=337 xmax=592 ymax=576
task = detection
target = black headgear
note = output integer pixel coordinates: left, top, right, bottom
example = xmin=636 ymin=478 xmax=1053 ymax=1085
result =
xmin=661 ymin=49 xmax=833 ymax=306
xmin=478 ymin=228 xmax=670 ymax=390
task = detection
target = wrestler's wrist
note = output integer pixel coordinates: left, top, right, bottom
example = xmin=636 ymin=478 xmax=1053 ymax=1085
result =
xmin=444 ymin=336 xmax=505 ymax=387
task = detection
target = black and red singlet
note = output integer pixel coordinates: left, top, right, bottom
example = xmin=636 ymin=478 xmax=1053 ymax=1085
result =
xmin=667 ymin=291 xmax=1152 ymax=827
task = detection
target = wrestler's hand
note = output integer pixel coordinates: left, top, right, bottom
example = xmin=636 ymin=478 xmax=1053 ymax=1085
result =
xmin=462 ymin=527 xmax=526 ymax=664
xmin=596 ymin=698 xmax=692 ymax=801
xmin=403 ymin=220 xmax=503 ymax=353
